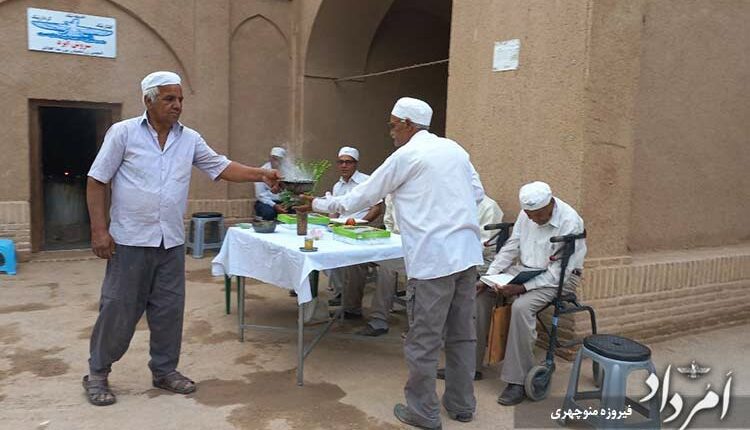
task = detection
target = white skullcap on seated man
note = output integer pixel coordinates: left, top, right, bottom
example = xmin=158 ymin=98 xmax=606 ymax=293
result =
xmin=391 ymin=97 xmax=433 ymax=127
xmin=270 ymin=147 xmax=286 ymax=159
xmin=338 ymin=146 xmax=360 ymax=161
xmin=518 ymin=181 xmax=553 ymax=211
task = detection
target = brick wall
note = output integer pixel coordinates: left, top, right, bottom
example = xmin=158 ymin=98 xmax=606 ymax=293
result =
xmin=540 ymin=246 xmax=750 ymax=359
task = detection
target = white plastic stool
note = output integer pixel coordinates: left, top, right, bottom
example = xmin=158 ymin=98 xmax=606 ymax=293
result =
xmin=186 ymin=212 xmax=225 ymax=258
xmin=562 ymin=334 xmax=661 ymax=429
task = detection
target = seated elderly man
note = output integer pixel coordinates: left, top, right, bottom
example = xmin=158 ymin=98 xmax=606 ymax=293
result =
xmin=327 ymin=146 xmax=384 ymax=318
xmin=359 ymin=194 xmax=503 ymax=336
xmin=478 ymin=181 xmax=586 ymax=406
xmin=254 ymin=147 xmax=287 ymax=220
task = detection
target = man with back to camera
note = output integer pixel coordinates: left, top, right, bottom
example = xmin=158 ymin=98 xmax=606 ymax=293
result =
xmin=83 ymin=71 xmax=281 ymax=406
xmin=299 ymin=97 xmax=485 ymax=429
xmin=359 ymin=194 xmax=503 ymax=339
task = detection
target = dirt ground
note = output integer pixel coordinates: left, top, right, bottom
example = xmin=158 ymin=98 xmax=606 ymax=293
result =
xmin=1 ymin=255 xmax=748 ymax=430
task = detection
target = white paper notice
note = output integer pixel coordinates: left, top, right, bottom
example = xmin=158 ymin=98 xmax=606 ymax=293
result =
xmin=492 ymin=39 xmax=520 ymax=72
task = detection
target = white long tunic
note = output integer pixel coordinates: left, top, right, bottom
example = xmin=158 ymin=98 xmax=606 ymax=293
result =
xmin=313 ymin=130 xmax=485 ymax=280
xmin=486 ymin=197 xmax=587 ymax=290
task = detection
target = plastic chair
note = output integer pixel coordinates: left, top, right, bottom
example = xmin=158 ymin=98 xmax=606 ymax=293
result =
xmin=561 ymin=334 xmax=661 ymax=429
xmin=0 ymin=238 xmax=17 ymax=275
xmin=186 ymin=212 xmax=225 ymax=258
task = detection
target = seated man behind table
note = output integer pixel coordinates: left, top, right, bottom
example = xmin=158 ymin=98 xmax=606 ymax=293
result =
xmin=478 ymin=181 xmax=586 ymax=406
xmin=327 ymin=146 xmax=384 ymax=318
xmin=357 ymin=194 xmax=504 ymax=337
xmin=254 ymin=147 xmax=287 ymax=220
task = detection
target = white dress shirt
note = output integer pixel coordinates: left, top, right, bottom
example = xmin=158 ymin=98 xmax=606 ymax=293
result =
xmin=254 ymin=161 xmax=280 ymax=206
xmin=486 ymin=197 xmax=586 ymax=290
xmin=331 ymin=170 xmax=372 ymax=220
xmin=312 ymin=130 xmax=485 ymax=280
xmin=88 ymin=112 xmax=230 ymax=249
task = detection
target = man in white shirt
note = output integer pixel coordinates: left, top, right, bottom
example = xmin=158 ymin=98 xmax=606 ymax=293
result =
xmin=331 ymin=146 xmax=383 ymax=221
xmin=83 ymin=71 xmax=280 ymax=406
xmin=302 ymin=97 xmax=484 ymax=429
xmin=359 ymin=195 xmax=503 ymax=338
xmin=479 ymin=181 xmax=586 ymax=406
xmin=327 ymin=146 xmax=383 ymax=317
xmin=254 ymin=147 xmax=287 ymax=220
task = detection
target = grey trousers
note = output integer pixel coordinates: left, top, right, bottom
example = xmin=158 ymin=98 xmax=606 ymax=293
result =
xmin=338 ymin=264 xmax=368 ymax=314
xmin=475 ymin=270 xmax=579 ymax=385
xmin=88 ymin=243 xmax=185 ymax=378
xmin=328 ymin=268 xmax=343 ymax=295
xmin=404 ymin=266 xmax=477 ymax=427
xmin=367 ymin=258 xmax=406 ymax=330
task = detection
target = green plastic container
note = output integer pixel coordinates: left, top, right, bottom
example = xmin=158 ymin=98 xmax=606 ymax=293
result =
xmin=332 ymin=225 xmax=391 ymax=245
xmin=277 ymin=213 xmax=330 ymax=226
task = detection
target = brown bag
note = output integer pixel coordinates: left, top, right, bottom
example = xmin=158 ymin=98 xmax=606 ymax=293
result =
xmin=487 ymin=303 xmax=512 ymax=364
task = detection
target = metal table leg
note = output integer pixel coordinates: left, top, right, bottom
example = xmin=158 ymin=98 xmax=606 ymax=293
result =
xmin=235 ymin=270 xmax=343 ymax=387
xmin=224 ymin=275 xmax=232 ymax=315
xmin=297 ymin=304 xmax=304 ymax=386
xmin=238 ymin=276 xmax=245 ymax=342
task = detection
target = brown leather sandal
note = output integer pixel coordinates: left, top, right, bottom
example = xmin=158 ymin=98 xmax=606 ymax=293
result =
xmin=152 ymin=371 xmax=196 ymax=394
xmin=82 ymin=375 xmax=116 ymax=406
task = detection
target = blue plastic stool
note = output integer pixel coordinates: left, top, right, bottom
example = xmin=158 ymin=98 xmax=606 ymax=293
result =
xmin=0 ymin=238 xmax=17 ymax=275
xmin=186 ymin=212 xmax=225 ymax=258
xmin=562 ymin=334 xmax=660 ymax=429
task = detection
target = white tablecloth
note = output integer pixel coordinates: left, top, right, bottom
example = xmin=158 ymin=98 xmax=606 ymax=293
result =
xmin=211 ymin=225 xmax=404 ymax=304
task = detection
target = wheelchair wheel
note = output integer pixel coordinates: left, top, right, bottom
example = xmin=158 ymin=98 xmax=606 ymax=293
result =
xmin=525 ymin=365 xmax=553 ymax=401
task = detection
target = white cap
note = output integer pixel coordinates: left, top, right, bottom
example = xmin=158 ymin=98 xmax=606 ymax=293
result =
xmin=338 ymin=146 xmax=359 ymax=161
xmin=519 ymin=181 xmax=553 ymax=211
xmin=270 ymin=147 xmax=286 ymax=158
xmin=391 ymin=97 xmax=432 ymax=127
xmin=141 ymin=71 xmax=181 ymax=93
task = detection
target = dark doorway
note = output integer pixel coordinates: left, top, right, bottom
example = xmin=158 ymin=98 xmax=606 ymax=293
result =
xmin=29 ymin=101 xmax=120 ymax=252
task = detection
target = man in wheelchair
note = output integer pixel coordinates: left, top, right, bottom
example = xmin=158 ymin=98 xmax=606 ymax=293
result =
xmin=478 ymin=181 xmax=587 ymax=406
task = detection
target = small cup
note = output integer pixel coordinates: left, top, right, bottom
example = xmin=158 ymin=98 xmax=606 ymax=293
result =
xmin=304 ymin=236 xmax=314 ymax=250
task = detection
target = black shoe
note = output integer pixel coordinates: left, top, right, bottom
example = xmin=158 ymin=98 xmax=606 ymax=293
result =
xmin=288 ymin=290 xmax=297 ymax=297
xmin=393 ymin=403 xmax=442 ymax=430
xmin=446 ymin=410 xmax=473 ymax=423
xmin=327 ymin=294 xmax=341 ymax=306
xmin=436 ymin=368 xmax=483 ymax=381
xmin=497 ymin=383 xmax=526 ymax=406
xmin=355 ymin=325 xmax=389 ymax=337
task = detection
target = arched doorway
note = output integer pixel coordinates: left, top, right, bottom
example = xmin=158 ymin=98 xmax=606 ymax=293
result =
xmin=229 ymin=15 xmax=291 ymax=199
xmin=303 ymin=0 xmax=452 ymax=186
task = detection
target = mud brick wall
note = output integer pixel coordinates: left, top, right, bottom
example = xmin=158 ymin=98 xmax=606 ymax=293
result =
xmin=539 ymin=248 xmax=750 ymax=360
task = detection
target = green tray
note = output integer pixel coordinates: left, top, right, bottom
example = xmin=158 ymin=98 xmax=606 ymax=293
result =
xmin=277 ymin=213 xmax=330 ymax=225
xmin=331 ymin=225 xmax=391 ymax=240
